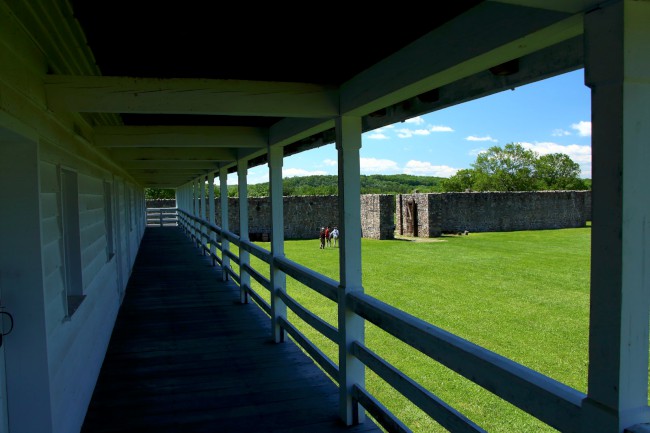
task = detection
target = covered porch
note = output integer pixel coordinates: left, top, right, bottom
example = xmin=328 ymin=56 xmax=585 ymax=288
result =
xmin=0 ymin=1 xmax=648 ymax=432
xmin=81 ymin=226 xmax=381 ymax=433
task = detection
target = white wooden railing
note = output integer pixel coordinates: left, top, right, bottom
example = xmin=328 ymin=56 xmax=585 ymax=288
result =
xmin=173 ymin=208 xmax=646 ymax=433
xmin=146 ymin=207 xmax=179 ymax=227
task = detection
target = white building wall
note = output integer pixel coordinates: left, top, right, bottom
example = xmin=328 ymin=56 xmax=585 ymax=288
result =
xmin=0 ymin=3 xmax=142 ymax=432
xmin=37 ymin=141 xmax=144 ymax=433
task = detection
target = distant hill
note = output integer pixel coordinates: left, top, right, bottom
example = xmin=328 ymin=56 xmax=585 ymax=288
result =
xmin=145 ymin=174 xmax=446 ymax=199
xmin=244 ymin=174 xmax=445 ymax=197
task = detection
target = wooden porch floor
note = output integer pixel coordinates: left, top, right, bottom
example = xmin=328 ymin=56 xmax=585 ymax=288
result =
xmin=81 ymin=226 xmax=382 ymax=433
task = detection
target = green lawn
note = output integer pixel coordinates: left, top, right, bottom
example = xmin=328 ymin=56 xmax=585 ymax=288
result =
xmin=242 ymin=226 xmax=591 ymax=432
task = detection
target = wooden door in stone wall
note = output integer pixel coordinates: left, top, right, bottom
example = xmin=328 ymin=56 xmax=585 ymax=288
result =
xmin=405 ymin=198 xmax=418 ymax=237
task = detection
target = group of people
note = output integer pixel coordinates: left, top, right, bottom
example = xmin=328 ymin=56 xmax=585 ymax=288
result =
xmin=319 ymin=225 xmax=339 ymax=249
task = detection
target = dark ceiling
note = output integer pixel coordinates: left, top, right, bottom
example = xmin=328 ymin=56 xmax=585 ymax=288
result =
xmin=70 ymin=2 xmax=484 ymax=83
xmin=48 ymin=0 xmax=587 ymax=187
xmin=69 ymin=1 xmax=484 ymax=128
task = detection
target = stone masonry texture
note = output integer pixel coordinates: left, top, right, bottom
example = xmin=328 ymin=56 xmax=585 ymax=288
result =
xmin=147 ymin=190 xmax=591 ymax=239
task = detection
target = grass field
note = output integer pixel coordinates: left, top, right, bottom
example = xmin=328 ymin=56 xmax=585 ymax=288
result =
xmin=242 ymin=226 xmax=592 ymax=432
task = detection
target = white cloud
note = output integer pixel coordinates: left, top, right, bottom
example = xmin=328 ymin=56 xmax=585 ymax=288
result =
xmin=283 ymin=168 xmax=328 ymax=178
xmin=405 ymin=116 xmax=425 ymax=125
xmin=396 ymin=129 xmax=413 ymax=138
xmin=396 ymin=125 xmax=452 ymax=138
xmin=552 ymin=129 xmax=571 ymax=137
xmin=367 ymin=132 xmax=389 ymax=140
xmin=571 ymin=121 xmax=591 ymax=137
xmin=396 ymin=128 xmax=431 ymax=138
xmin=430 ymin=125 xmax=454 ymax=132
xmin=360 ymin=157 xmax=400 ymax=173
xmin=245 ymin=168 xmax=270 ymax=185
xmin=403 ymin=160 xmax=459 ymax=177
xmin=323 ymin=159 xmax=337 ymax=166
xmin=466 ymin=135 xmax=498 ymax=142
xmin=520 ymin=141 xmax=592 ymax=177
xmin=246 ymin=173 xmax=269 ymax=185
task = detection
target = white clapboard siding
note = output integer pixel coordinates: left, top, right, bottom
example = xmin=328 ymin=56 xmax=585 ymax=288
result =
xmin=40 ymin=215 xmax=62 ymax=251
xmin=48 ymin=260 xmax=121 ymax=433
xmin=79 ymin=221 xmax=105 ymax=268
xmin=81 ymin=245 xmax=108 ymax=291
xmin=43 ymin=271 xmax=67 ymax=333
xmin=41 ymin=238 xmax=62 ymax=281
xmin=39 ymin=162 xmax=59 ymax=192
xmin=78 ymin=173 xmax=110 ymax=292
xmin=36 ymin=140 xmax=143 ymax=433
xmin=115 ymin=178 xmax=131 ymax=286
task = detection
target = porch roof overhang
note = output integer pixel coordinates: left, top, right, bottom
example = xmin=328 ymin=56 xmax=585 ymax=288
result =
xmin=16 ymin=0 xmax=603 ymax=188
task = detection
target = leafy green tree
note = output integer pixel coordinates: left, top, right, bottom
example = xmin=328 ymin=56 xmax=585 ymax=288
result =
xmin=441 ymin=143 xmax=589 ymax=192
xmin=145 ymin=188 xmax=175 ymax=199
xmin=440 ymin=169 xmax=476 ymax=192
xmin=534 ymin=153 xmax=587 ymax=190
xmin=472 ymin=143 xmax=538 ymax=191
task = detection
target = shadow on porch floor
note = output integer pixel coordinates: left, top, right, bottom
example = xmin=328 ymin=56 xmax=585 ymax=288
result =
xmin=81 ymin=226 xmax=382 ymax=433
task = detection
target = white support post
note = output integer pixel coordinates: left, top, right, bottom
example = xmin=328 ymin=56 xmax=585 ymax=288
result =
xmin=174 ymin=186 xmax=183 ymax=226
xmin=196 ymin=177 xmax=203 ymax=249
xmin=208 ymin=172 xmax=216 ymax=264
xmin=191 ymin=180 xmax=197 ymax=238
xmin=237 ymin=160 xmax=250 ymax=303
xmin=187 ymin=181 xmax=192 ymax=228
xmin=220 ymin=169 xmax=230 ymax=281
xmin=336 ymin=116 xmax=365 ymax=425
xmin=178 ymin=185 xmax=183 ymax=227
xmin=179 ymin=185 xmax=182 ymax=209
xmin=182 ymin=183 xmax=188 ymax=230
xmin=176 ymin=185 xmax=181 ymax=226
xmin=202 ymin=176 xmax=208 ymax=250
xmin=582 ymin=2 xmax=650 ymax=431
xmin=269 ymin=145 xmax=287 ymax=343
xmin=186 ymin=183 xmax=190 ymax=214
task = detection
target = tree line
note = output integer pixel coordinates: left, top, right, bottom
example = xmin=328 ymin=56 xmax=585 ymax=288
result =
xmin=145 ymin=143 xmax=591 ymax=200
xmin=145 ymin=174 xmax=446 ymax=199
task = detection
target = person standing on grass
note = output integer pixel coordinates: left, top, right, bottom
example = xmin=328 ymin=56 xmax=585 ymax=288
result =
xmin=325 ymin=226 xmax=330 ymax=247
xmin=330 ymin=227 xmax=339 ymax=247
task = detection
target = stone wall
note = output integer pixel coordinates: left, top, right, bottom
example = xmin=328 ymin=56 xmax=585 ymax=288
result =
xmin=360 ymin=194 xmax=396 ymax=240
xmin=396 ymin=190 xmax=591 ymax=236
xmin=210 ymin=195 xmax=394 ymax=240
xmin=212 ymin=195 xmax=340 ymax=240
xmin=148 ymin=190 xmax=591 ymax=240
xmin=184 ymin=194 xmax=394 ymax=240
xmin=146 ymin=198 xmax=176 ymax=208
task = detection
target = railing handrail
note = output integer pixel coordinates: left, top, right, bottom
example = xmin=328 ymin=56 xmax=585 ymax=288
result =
xmin=146 ymin=207 xmax=179 ymax=227
xmin=348 ymin=291 xmax=584 ymax=432
xmin=174 ymin=208 xmax=589 ymax=433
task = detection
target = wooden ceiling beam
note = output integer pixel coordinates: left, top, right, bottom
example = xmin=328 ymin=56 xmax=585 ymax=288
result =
xmin=94 ymin=126 xmax=268 ymax=148
xmin=44 ymin=75 xmax=339 ymax=118
xmin=108 ymin=147 xmax=236 ymax=161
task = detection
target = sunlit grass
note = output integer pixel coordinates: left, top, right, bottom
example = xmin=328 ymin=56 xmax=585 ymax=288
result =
xmin=238 ymin=227 xmax=591 ymax=432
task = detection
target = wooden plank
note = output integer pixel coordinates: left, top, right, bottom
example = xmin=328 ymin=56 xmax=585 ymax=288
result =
xmin=81 ymin=227 xmax=382 ymax=433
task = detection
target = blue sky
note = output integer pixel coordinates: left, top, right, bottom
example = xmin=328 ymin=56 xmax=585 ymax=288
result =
xmin=236 ymin=69 xmax=592 ymax=185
